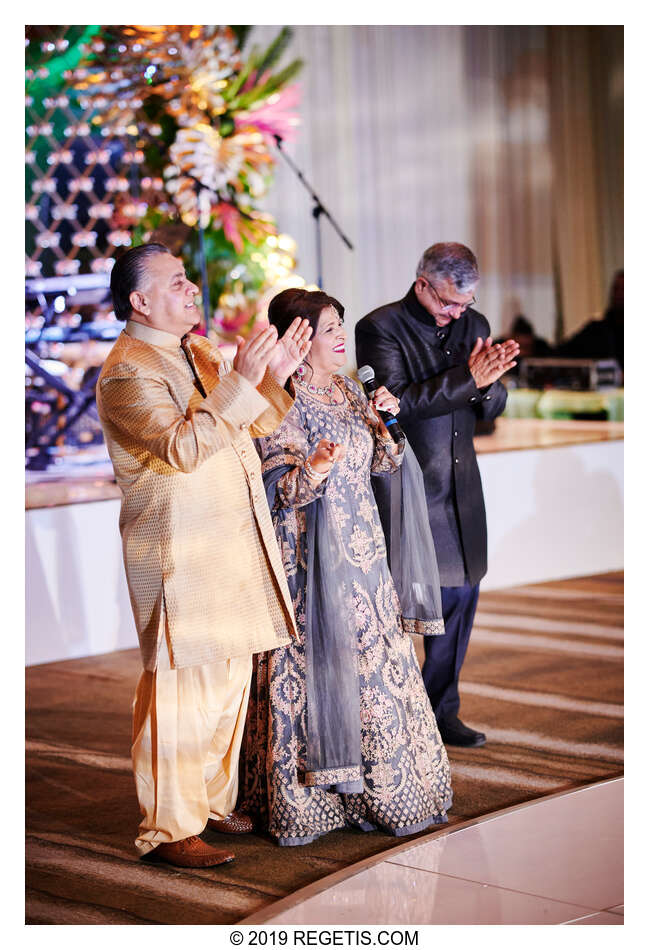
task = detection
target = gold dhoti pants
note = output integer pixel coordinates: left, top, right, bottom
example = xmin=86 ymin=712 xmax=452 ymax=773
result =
xmin=131 ymin=638 xmax=252 ymax=855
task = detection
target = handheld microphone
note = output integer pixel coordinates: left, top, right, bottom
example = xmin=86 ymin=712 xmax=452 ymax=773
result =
xmin=357 ymin=365 xmax=405 ymax=444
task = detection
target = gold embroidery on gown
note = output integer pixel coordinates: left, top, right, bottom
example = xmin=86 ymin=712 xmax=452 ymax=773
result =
xmin=241 ymin=376 xmax=452 ymax=845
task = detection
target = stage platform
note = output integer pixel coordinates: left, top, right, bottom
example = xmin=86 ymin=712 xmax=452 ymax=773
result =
xmin=26 ymin=572 xmax=623 ymax=925
xmin=26 ymin=418 xmax=624 ymax=511
xmin=26 ymin=418 xmax=624 ymax=666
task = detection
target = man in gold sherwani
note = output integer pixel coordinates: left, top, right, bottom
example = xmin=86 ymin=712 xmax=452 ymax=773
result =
xmin=96 ymin=243 xmax=311 ymax=868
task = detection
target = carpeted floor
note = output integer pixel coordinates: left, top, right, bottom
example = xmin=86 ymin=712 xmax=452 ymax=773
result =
xmin=26 ymin=572 xmax=623 ymax=924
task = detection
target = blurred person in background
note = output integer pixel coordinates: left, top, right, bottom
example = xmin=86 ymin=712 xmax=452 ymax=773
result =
xmin=495 ymin=314 xmax=553 ymax=382
xmin=556 ymin=269 xmax=624 ymax=370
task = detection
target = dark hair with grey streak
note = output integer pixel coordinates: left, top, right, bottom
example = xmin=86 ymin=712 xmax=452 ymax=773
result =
xmin=109 ymin=242 xmax=172 ymax=322
xmin=416 ymin=242 xmax=480 ymax=293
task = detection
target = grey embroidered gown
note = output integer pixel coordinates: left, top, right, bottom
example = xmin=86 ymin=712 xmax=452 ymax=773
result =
xmin=241 ymin=375 xmax=452 ymax=845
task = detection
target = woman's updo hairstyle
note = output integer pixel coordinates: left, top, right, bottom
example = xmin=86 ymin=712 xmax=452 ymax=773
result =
xmin=267 ymin=287 xmax=344 ymax=338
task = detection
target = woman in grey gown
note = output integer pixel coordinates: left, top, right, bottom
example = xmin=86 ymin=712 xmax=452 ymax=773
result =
xmin=241 ymin=288 xmax=452 ymax=845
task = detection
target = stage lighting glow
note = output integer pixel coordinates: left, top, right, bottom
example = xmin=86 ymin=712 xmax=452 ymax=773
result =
xmin=36 ymin=232 xmax=60 ymax=249
xmin=25 ymin=24 xmax=306 ymax=339
xmin=53 ymin=296 xmax=66 ymax=314
xmin=54 ymin=261 xmax=81 ymax=277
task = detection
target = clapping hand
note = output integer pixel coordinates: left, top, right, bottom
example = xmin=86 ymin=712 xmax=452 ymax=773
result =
xmin=308 ymin=438 xmax=345 ymax=475
xmin=468 ymin=336 xmax=520 ymax=388
xmin=233 ymin=324 xmax=279 ymax=388
xmin=267 ymin=318 xmax=313 ymax=385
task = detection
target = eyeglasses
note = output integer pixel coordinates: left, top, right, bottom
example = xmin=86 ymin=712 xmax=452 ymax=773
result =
xmin=424 ymin=280 xmax=476 ymax=314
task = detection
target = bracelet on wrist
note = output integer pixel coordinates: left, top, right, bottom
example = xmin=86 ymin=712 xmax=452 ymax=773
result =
xmin=304 ymin=458 xmax=328 ymax=482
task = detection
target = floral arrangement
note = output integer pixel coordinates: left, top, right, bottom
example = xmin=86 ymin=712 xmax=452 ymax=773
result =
xmin=71 ymin=25 xmax=308 ymax=343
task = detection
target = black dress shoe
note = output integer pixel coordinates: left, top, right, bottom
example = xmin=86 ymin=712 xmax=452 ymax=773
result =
xmin=438 ymin=717 xmax=486 ymax=748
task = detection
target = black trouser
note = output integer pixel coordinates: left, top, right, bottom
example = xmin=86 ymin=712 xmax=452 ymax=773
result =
xmin=421 ymin=581 xmax=480 ymax=725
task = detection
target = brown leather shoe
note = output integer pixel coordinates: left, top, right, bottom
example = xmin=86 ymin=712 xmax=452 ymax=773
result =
xmin=147 ymin=835 xmax=235 ymax=868
xmin=207 ymin=811 xmax=254 ymax=834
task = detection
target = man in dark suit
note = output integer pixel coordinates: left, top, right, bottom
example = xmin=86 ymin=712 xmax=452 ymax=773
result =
xmin=355 ymin=243 xmax=519 ymax=747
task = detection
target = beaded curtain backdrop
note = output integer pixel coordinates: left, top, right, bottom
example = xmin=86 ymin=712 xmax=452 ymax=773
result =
xmin=25 ymin=25 xmax=310 ymax=462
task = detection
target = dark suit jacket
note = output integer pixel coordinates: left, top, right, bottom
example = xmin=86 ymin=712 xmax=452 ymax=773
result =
xmin=355 ymin=285 xmax=507 ymax=587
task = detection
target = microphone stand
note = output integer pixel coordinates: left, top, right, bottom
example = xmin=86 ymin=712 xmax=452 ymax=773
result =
xmin=183 ymin=175 xmax=211 ymax=334
xmin=273 ymin=135 xmax=354 ymax=288
xmin=197 ymin=211 xmax=210 ymax=333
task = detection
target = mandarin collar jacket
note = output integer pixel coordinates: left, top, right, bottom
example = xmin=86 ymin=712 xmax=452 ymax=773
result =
xmin=96 ymin=325 xmax=297 ymax=670
xmin=355 ymin=285 xmax=507 ymax=586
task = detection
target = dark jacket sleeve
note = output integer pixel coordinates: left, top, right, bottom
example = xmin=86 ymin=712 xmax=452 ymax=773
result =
xmin=475 ymin=380 xmax=508 ymax=419
xmin=355 ymin=319 xmax=484 ymax=423
xmin=473 ymin=314 xmax=508 ymax=418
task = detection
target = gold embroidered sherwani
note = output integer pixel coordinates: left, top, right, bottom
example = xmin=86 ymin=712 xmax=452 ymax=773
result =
xmin=97 ymin=319 xmax=297 ymax=852
xmin=96 ymin=320 xmax=297 ymax=671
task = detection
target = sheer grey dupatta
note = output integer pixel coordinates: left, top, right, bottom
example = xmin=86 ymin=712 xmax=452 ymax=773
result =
xmin=372 ymin=441 xmax=445 ymax=636
xmin=263 ymin=466 xmax=363 ymax=793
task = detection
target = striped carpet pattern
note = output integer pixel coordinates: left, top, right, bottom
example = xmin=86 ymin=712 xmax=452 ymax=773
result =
xmin=26 ymin=572 xmax=623 ymax=924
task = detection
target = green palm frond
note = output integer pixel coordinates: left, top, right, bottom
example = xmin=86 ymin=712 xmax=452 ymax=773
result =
xmin=222 ymin=52 xmax=257 ymax=102
xmin=224 ymin=28 xmax=300 ymax=108
xmin=255 ymin=26 xmax=293 ymax=75
xmin=229 ymin=59 xmax=303 ymax=111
